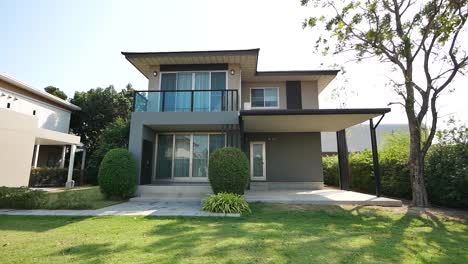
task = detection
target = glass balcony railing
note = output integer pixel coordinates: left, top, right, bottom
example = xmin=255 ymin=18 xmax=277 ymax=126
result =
xmin=133 ymin=89 xmax=239 ymax=112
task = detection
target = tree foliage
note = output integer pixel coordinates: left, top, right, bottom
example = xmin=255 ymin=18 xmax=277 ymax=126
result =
xmin=302 ymin=0 xmax=468 ymax=206
xmin=70 ymin=84 xmax=133 ymax=157
xmin=87 ymin=117 xmax=130 ymax=178
xmin=44 ymin=86 xmax=68 ymax=100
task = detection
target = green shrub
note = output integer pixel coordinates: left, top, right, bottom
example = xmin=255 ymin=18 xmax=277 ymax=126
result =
xmin=0 ymin=187 xmax=48 ymax=209
xmin=322 ymin=155 xmax=339 ymax=186
xmin=349 ymin=150 xmax=375 ymax=193
xmin=29 ymin=168 xmax=81 ymax=187
xmin=98 ymin=148 xmax=137 ymax=199
xmin=208 ymin=147 xmax=249 ymax=195
xmin=87 ymin=118 xmax=130 ymax=183
xmin=49 ymin=191 xmax=93 ymax=209
xmin=202 ymin=193 xmax=251 ymax=214
xmin=426 ymin=144 xmax=468 ymax=208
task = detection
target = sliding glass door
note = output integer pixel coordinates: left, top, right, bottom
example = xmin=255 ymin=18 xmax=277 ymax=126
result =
xmin=155 ymin=133 xmax=226 ymax=181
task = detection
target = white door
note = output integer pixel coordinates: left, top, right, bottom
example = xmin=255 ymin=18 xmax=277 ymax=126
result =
xmin=250 ymin=142 xmax=266 ymax=181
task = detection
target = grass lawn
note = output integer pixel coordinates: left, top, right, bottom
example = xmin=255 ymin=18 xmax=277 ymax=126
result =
xmin=0 ymin=204 xmax=466 ymax=263
xmin=44 ymin=186 xmax=124 ymax=209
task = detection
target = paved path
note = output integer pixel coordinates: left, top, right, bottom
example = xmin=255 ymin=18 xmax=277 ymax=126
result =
xmin=0 ymin=201 xmax=240 ymax=217
xmin=245 ymin=189 xmax=402 ymax=207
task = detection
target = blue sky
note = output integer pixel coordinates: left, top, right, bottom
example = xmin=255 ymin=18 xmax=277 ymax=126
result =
xmin=1 ymin=0 xmax=467 ymax=125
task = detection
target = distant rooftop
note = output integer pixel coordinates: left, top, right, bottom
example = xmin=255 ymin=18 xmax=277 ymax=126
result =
xmin=0 ymin=73 xmax=80 ymax=111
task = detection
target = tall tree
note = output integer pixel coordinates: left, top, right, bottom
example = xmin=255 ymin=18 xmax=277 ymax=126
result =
xmin=302 ymin=0 xmax=468 ymax=206
xmin=70 ymin=85 xmax=132 ymax=159
xmin=44 ymin=86 xmax=67 ymax=100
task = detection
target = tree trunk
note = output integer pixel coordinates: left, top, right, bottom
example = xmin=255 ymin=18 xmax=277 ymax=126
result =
xmin=408 ymin=120 xmax=430 ymax=207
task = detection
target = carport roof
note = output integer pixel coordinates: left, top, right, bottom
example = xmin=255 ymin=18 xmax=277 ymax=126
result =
xmin=240 ymin=108 xmax=391 ymax=132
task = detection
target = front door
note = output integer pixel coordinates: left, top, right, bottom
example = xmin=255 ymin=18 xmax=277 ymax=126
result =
xmin=140 ymin=140 xmax=154 ymax=185
xmin=250 ymin=142 xmax=266 ymax=181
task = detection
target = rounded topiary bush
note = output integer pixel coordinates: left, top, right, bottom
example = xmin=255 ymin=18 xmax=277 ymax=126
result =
xmin=98 ymin=148 xmax=137 ymax=199
xmin=208 ymin=147 xmax=249 ymax=194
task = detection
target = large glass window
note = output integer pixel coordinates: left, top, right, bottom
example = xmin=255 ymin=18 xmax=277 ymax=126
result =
xmin=174 ymin=135 xmax=191 ymax=177
xmin=156 ymin=135 xmax=173 ymax=179
xmin=251 ymin=87 xmax=279 ymax=108
xmin=192 ymin=135 xmax=208 ymax=177
xmin=156 ymin=133 xmax=226 ymax=180
xmin=160 ymin=72 xmax=227 ymax=112
xmin=210 ymin=72 xmax=226 ymax=112
xmin=194 ymin=72 xmax=210 ymax=112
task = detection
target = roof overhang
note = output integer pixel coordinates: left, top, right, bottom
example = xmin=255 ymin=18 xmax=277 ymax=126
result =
xmin=240 ymin=108 xmax=391 ymax=133
xmin=0 ymin=73 xmax=81 ymax=111
xmin=35 ymin=128 xmax=81 ymax=145
xmin=121 ymin=49 xmax=339 ymax=93
xmin=122 ymin=48 xmax=260 ymax=79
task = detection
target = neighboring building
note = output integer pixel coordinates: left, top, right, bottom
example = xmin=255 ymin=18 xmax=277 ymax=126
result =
xmin=123 ymin=48 xmax=389 ymax=191
xmin=0 ymin=73 xmax=82 ymax=187
xmin=321 ymin=124 xmax=408 ymax=154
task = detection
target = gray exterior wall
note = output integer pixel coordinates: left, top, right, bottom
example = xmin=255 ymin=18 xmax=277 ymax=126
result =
xmin=128 ymin=111 xmax=239 ymax=182
xmin=244 ymin=132 xmax=323 ymax=182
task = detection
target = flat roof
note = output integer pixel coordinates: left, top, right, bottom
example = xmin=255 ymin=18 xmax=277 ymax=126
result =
xmin=0 ymin=73 xmax=81 ymax=111
xmin=121 ymin=48 xmax=260 ymax=57
xmin=240 ymin=108 xmax=390 ymax=132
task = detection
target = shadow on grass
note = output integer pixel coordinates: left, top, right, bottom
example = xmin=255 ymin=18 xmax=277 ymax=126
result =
xmin=1 ymin=203 xmax=465 ymax=263
xmin=55 ymin=242 xmax=131 ymax=262
xmin=140 ymin=203 xmax=467 ymax=263
xmin=0 ymin=215 xmax=89 ymax=232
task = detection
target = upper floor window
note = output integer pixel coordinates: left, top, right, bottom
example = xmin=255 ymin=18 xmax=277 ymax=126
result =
xmin=160 ymin=71 xmax=227 ymax=91
xmin=160 ymin=71 xmax=227 ymax=112
xmin=251 ymin=87 xmax=279 ymax=108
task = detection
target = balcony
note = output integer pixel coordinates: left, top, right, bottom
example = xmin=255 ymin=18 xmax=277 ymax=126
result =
xmin=133 ymin=89 xmax=239 ymax=112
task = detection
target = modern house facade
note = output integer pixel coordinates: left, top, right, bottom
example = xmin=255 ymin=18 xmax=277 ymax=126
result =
xmin=123 ymin=49 xmax=389 ymax=193
xmin=0 ymin=73 xmax=82 ymax=187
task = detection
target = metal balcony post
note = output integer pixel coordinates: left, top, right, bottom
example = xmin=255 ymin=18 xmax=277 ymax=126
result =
xmin=190 ymin=90 xmax=194 ymax=112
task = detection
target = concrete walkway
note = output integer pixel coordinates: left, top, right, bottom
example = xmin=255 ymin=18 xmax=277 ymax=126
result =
xmin=0 ymin=201 xmax=240 ymax=217
xmin=245 ymin=189 xmax=402 ymax=207
xmin=0 ymin=189 xmax=401 ymax=217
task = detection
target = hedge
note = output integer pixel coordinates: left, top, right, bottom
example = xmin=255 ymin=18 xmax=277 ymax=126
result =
xmin=323 ymin=143 xmax=468 ymax=208
xmin=426 ymin=144 xmax=468 ymax=208
xmin=0 ymin=187 xmax=47 ymax=209
xmin=29 ymin=168 xmax=82 ymax=187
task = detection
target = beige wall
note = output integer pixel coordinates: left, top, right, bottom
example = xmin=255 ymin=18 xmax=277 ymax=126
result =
xmin=147 ymin=65 xmax=161 ymax=90
xmin=301 ymin=81 xmax=319 ymax=109
xmin=0 ymin=109 xmax=36 ymax=187
xmin=241 ymin=81 xmax=287 ymax=109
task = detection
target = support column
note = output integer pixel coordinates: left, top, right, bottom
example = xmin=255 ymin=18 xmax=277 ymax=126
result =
xmin=66 ymin=144 xmax=76 ymax=188
xmin=336 ymin=129 xmax=349 ymax=191
xmin=33 ymin=144 xmax=40 ymax=168
xmin=239 ymin=116 xmax=245 ymax=152
xmin=80 ymin=149 xmax=86 ymax=185
xmin=60 ymin=146 xmax=67 ymax=168
xmin=370 ymin=119 xmax=382 ymax=197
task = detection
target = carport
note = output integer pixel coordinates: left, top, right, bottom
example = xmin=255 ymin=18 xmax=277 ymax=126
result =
xmin=239 ymin=108 xmax=390 ymax=197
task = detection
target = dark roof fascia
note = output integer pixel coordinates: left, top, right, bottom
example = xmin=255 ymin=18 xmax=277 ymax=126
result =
xmin=240 ymin=108 xmax=391 ymax=116
xmin=255 ymin=70 xmax=340 ymax=76
xmin=121 ymin=48 xmax=260 ymax=58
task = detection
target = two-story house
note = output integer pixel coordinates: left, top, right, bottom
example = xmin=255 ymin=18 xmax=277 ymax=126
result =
xmin=122 ymin=48 xmax=389 ymax=195
xmin=0 ymin=73 xmax=82 ymax=187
